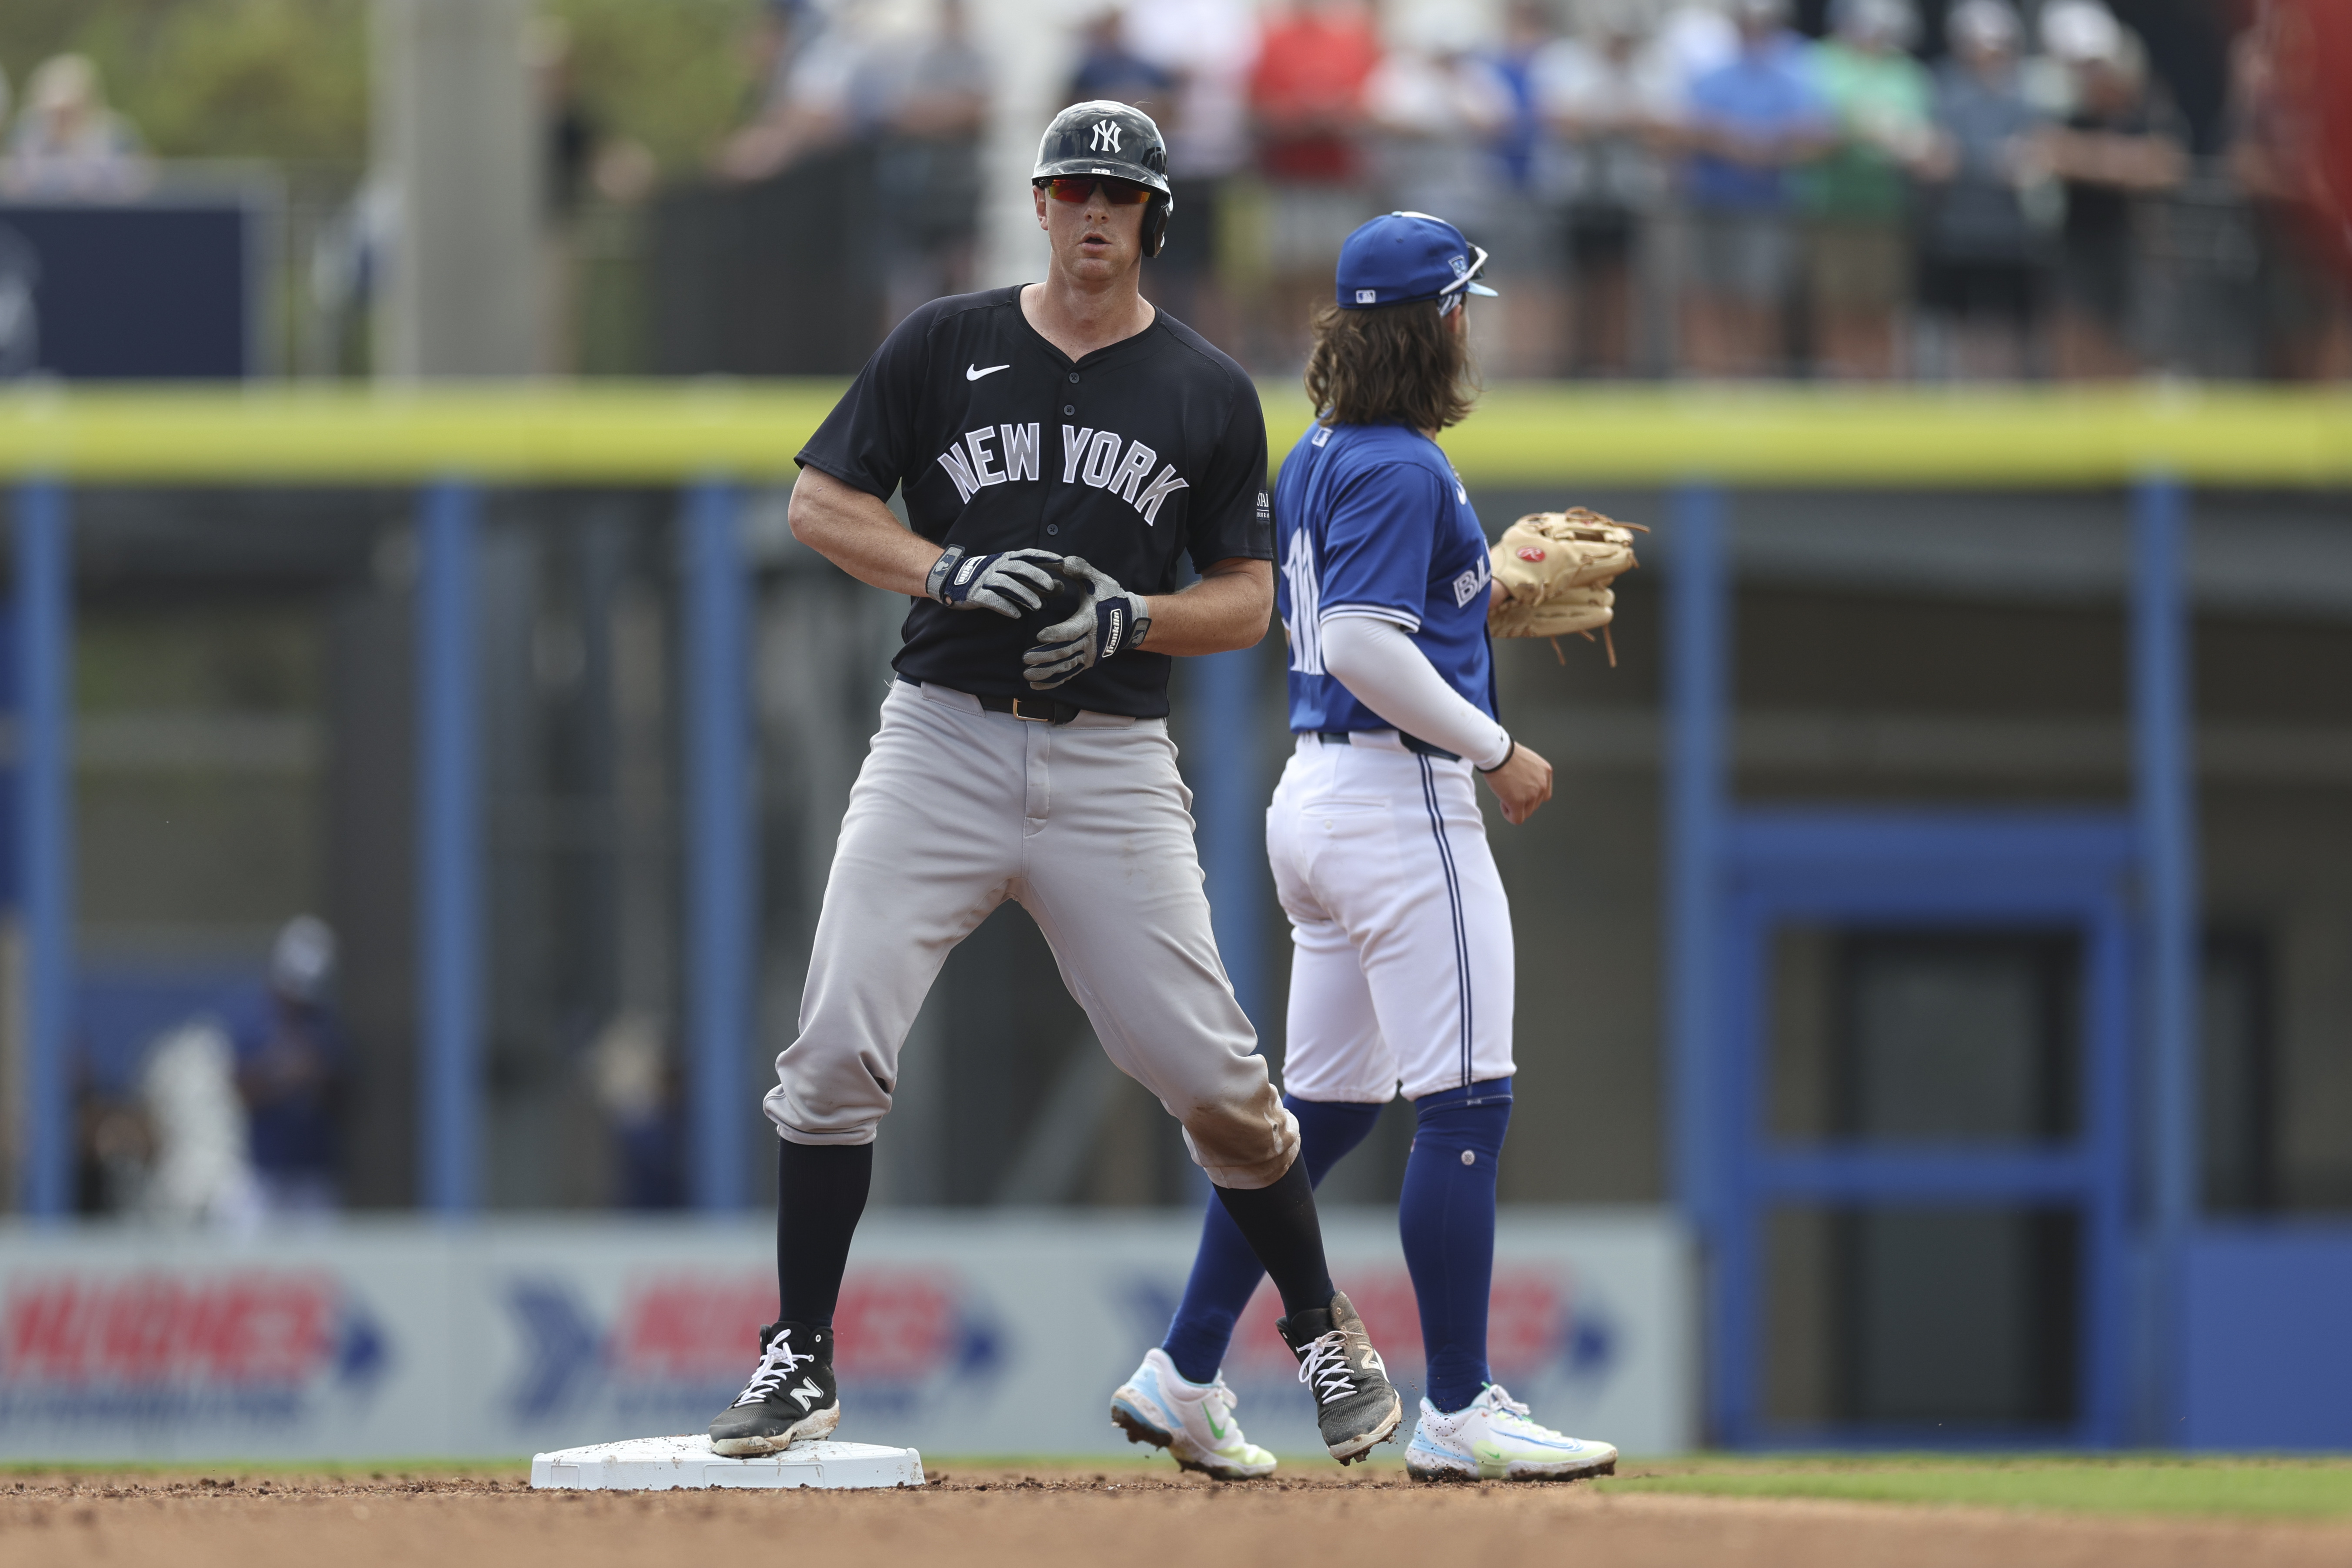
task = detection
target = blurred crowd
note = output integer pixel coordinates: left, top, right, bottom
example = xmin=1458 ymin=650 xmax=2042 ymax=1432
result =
xmin=724 ymin=0 xmax=2349 ymax=382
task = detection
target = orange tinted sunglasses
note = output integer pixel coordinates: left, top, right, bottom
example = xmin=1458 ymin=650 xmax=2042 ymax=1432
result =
xmin=1039 ymin=176 xmax=1154 ymax=205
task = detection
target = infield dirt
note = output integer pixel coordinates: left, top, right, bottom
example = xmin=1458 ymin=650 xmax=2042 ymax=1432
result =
xmin=7 ymin=1465 xmax=2352 ymax=1568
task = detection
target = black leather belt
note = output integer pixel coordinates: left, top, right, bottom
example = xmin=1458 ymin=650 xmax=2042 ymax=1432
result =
xmin=1314 ymin=729 xmax=1460 ymax=762
xmin=900 ymin=676 xmax=1083 ymax=726
xmin=980 ymin=692 xmax=1083 ymax=725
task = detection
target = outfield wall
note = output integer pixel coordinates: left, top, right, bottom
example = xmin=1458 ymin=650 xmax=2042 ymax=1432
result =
xmin=0 ymin=1208 xmax=1692 ymax=1461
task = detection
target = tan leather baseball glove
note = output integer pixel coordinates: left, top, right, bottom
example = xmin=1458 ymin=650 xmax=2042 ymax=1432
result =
xmin=1487 ymin=507 xmax=1646 ymax=664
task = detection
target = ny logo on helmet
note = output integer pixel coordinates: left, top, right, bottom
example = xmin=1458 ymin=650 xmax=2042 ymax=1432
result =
xmin=1091 ymin=120 xmax=1121 ymax=153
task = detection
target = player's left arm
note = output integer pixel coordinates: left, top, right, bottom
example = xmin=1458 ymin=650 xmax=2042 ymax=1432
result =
xmin=1135 ymin=557 xmax=1272 ymax=656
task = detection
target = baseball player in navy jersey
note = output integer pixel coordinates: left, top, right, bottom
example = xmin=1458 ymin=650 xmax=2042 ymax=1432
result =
xmin=707 ymin=102 xmax=1402 ymax=1466
xmin=1109 ymin=214 xmax=1619 ymax=1482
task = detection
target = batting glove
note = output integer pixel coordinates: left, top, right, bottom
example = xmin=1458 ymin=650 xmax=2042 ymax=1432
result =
xmin=1023 ymin=556 xmax=1151 ymax=690
xmin=927 ymin=546 xmax=1066 ymax=617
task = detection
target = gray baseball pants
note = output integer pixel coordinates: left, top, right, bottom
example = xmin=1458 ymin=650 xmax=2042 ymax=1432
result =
xmin=763 ymin=678 xmax=1301 ymax=1189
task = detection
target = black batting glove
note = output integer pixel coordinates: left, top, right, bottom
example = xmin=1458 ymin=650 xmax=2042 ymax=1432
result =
xmin=927 ymin=546 xmax=1066 ymax=617
xmin=1023 ymin=556 xmax=1151 ymax=690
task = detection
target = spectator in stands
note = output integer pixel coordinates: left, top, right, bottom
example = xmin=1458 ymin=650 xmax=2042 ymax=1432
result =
xmin=2227 ymin=0 xmax=2352 ymax=380
xmin=1914 ymin=0 xmax=2052 ymax=379
xmin=1674 ymin=0 xmax=1833 ymax=377
xmin=1366 ymin=9 xmax=1511 ymax=228
xmin=3 ymin=54 xmax=150 ymax=200
xmin=2036 ymin=0 xmax=2186 ymax=378
xmin=1248 ymin=0 xmax=1384 ymax=365
xmin=233 ymin=915 xmax=350 ymax=1218
xmin=1069 ymin=7 xmax=1175 ymax=109
xmin=1473 ymin=0 xmax=1571 ymax=375
xmin=1798 ymin=0 xmax=1935 ymax=379
xmin=1123 ymin=0 xmax=1261 ymax=344
xmin=590 ymin=1012 xmax=684 ymax=1210
xmin=1650 ymin=0 xmax=1741 ymax=113
xmin=1537 ymin=0 xmax=1679 ymax=375
xmin=717 ymin=0 xmax=862 ymax=183
xmin=876 ymin=0 xmax=993 ymax=324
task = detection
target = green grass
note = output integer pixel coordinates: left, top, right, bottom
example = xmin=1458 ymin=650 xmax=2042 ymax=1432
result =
xmin=1595 ymin=1454 xmax=2352 ymax=1519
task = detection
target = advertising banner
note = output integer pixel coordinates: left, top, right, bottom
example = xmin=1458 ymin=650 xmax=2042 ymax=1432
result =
xmin=0 ymin=1209 xmax=1691 ymax=1461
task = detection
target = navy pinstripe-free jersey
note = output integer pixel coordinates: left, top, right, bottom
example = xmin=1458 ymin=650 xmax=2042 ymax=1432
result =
xmin=797 ymin=287 xmax=1273 ymax=718
xmin=1272 ymin=420 xmax=1497 ymax=734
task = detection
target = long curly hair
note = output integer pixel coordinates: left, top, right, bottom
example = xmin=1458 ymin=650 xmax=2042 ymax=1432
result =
xmin=1302 ymin=297 xmax=1479 ymax=431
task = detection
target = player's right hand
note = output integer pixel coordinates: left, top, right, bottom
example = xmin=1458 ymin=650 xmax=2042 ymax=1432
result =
xmin=1478 ymin=739 xmax=1554 ymax=825
xmin=926 ymin=547 xmax=1066 ymax=617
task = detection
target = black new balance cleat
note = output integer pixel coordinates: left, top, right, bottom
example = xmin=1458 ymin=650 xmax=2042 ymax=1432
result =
xmin=708 ymin=1320 xmax=840 ymax=1456
xmin=1277 ymin=1290 xmax=1403 ymax=1465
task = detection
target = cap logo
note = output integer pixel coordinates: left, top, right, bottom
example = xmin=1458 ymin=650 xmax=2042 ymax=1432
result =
xmin=1091 ymin=120 xmax=1121 ymax=153
xmin=1354 ymin=288 xmax=1377 ymax=304
xmin=1448 ymin=254 xmax=1468 ymax=277
xmin=1517 ymin=546 xmax=1545 ymax=561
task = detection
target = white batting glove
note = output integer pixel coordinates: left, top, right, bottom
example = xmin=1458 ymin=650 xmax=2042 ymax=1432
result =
xmin=927 ymin=546 xmax=1066 ymax=617
xmin=1023 ymin=556 xmax=1150 ymax=690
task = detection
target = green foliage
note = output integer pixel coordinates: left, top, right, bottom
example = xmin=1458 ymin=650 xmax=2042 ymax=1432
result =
xmin=0 ymin=0 xmax=368 ymax=163
xmin=0 ymin=0 xmax=761 ymax=170
xmin=1595 ymin=1454 xmax=2352 ymax=1519
xmin=543 ymin=0 xmax=764 ymax=172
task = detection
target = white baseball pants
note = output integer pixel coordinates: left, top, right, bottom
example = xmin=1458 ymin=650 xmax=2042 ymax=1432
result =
xmin=1266 ymin=732 xmax=1517 ymax=1104
xmin=764 ymin=679 xmax=1301 ymax=1189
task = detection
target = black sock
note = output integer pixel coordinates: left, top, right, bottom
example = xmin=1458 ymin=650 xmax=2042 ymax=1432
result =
xmin=1211 ymin=1155 xmax=1334 ymax=1320
xmin=776 ymin=1138 xmax=872 ymax=1328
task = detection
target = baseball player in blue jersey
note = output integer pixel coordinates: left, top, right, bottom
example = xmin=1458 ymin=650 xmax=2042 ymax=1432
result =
xmin=1109 ymin=214 xmax=1619 ymax=1482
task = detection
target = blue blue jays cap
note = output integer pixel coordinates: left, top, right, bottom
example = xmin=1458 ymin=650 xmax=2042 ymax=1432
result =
xmin=1334 ymin=211 xmax=1498 ymax=312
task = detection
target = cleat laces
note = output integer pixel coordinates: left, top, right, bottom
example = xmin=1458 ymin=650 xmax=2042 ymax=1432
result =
xmin=1484 ymin=1383 xmax=1533 ymax=1419
xmin=731 ymin=1329 xmax=813 ymax=1408
xmin=1295 ymin=1332 xmax=1358 ymax=1407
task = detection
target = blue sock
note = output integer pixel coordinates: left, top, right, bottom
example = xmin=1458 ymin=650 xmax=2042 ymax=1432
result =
xmin=1160 ymin=1096 xmax=1382 ymax=1385
xmin=1398 ymin=1078 xmax=1512 ymax=1414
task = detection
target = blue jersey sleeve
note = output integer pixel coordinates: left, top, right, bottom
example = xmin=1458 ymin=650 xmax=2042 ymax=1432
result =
xmin=1315 ymin=461 xmax=1450 ymax=633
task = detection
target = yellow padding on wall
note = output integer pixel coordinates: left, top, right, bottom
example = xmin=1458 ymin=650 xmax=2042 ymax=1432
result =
xmin=1 ymin=382 xmax=2348 ymax=487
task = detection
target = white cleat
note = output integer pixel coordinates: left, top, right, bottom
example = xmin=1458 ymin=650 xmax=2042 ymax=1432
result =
xmin=1405 ymin=1384 xmax=1618 ymax=1483
xmin=1110 ymin=1348 xmax=1278 ymax=1480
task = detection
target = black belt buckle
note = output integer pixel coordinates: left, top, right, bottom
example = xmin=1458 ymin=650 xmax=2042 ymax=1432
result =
xmin=991 ymin=692 xmax=1075 ymax=725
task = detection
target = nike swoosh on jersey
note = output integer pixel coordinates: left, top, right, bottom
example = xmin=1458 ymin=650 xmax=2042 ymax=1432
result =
xmin=966 ymin=363 xmax=1010 ymax=381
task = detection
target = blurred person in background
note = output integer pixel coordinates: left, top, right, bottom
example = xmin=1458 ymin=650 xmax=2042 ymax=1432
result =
xmin=1913 ymin=0 xmax=2052 ymax=379
xmin=1471 ymin=0 xmax=1573 ymax=376
xmin=1366 ymin=10 xmax=1511 ymax=230
xmin=874 ymin=0 xmax=994 ymax=323
xmin=1652 ymin=0 xmax=1740 ymax=95
xmin=1673 ymin=0 xmax=1833 ymax=377
xmin=2228 ymin=0 xmax=2352 ymax=380
xmin=1248 ymin=0 xmax=1384 ymax=365
xmin=1123 ymin=0 xmax=1261 ymax=344
xmin=143 ymin=1019 xmax=263 ymax=1233
xmin=2035 ymin=0 xmax=2186 ymax=378
xmin=590 ymin=1012 xmax=684 ymax=1210
xmin=233 ymin=914 xmax=350 ymax=1218
xmin=1536 ymin=0 xmax=1679 ymax=375
xmin=1798 ymin=0 xmax=1935 ymax=378
xmin=719 ymin=0 xmax=861 ymax=182
xmin=4 ymin=53 xmax=151 ymax=200
xmin=1070 ymin=7 xmax=1175 ymax=107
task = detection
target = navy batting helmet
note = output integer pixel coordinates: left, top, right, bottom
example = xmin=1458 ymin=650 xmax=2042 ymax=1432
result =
xmin=1033 ymin=100 xmax=1174 ymax=258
